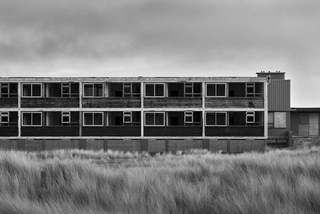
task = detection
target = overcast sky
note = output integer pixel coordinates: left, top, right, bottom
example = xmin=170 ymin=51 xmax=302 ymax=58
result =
xmin=0 ymin=0 xmax=319 ymax=107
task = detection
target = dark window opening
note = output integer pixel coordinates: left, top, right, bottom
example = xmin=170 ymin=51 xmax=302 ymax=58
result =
xmin=168 ymin=83 xmax=184 ymax=97
xmin=207 ymin=84 xmax=226 ymax=97
xmin=108 ymin=111 xmax=141 ymax=126
xmin=229 ymin=83 xmax=246 ymax=97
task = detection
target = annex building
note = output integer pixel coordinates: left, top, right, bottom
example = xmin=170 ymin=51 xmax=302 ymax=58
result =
xmin=0 ymin=71 xmax=301 ymax=152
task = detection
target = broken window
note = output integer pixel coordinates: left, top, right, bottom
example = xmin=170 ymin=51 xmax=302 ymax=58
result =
xmin=229 ymin=83 xmax=245 ymax=97
xmin=206 ymin=112 xmax=227 ymax=126
xmin=206 ymin=83 xmax=226 ymax=97
xmin=246 ymin=83 xmax=264 ymax=97
xmin=0 ymin=83 xmax=18 ymax=98
xmin=229 ymin=111 xmax=264 ymax=126
xmin=22 ymin=83 xmax=42 ymax=97
xmin=83 ymin=112 xmax=103 ymax=126
xmin=168 ymin=83 xmax=184 ymax=97
xmin=108 ymin=111 xmax=140 ymax=126
xmin=0 ymin=112 xmax=18 ymax=126
xmin=83 ymin=83 xmax=103 ymax=97
xmin=22 ymin=112 xmax=42 ymax=126
xmin=62 ymin=83 xmax=79 ymax=97
xmin=145 ymin=112 xmax=165 ymax=126
xmin=185 ymin=83 xmax=201 ymax=97
xmin=109 ymin=83 xmax=140 ymax=97
xmin=145 ymin=83 xmax=164 ymax=97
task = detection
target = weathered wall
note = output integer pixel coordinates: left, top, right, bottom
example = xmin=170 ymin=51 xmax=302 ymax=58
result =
xmin=82 ymin=98 xmax=141 ymax=108
xmin=144 ymin=97 xmax=202 ymax=108
xmin=21 ymin=98 xmax=79 ymax=108
xmin=205 ymin=97 xmax=264 ymax=108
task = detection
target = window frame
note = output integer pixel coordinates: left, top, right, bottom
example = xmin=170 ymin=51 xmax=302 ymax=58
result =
xmin=246 ymin=111 xmax=255 ymax=123
xmin=144 ymin=83 xmax=165 ymax=97
xmin=83 ymin=83 xmax=104 ymax=97
xmin=184 ymin=83 xmax=202 ymax=97
xmin=123 ymin=111 xmax=132 ymax=123
xmin=61 ymin=112 xmax=71 ymax=124
xmin=184 ymin=111 xmax=193 ymax=123
xmin=22 ymin=83 xmax=42 ymax=98
xmin=123 ymin=83 xmax=141 ymax=97
xmin=205 ymin=112 xmax=227 ymax=126
xmin=144 ymin=112 xmax=165 ymax=126
xmin=0 ymin=112 xmax=9 ymax=124
xmin=83 ymin=112 xmax=104 ymax=126
xmin=22 ymin=112 xmax=42 ymax=126
xmin=206 ymin=83 xmax=226 ymax=97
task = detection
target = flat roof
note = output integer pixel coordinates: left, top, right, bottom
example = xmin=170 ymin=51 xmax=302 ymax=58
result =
xmin=0 ymin=76 xmax=267 ymax=82
xmin=291 ymin=108 xmax=320 ymax=112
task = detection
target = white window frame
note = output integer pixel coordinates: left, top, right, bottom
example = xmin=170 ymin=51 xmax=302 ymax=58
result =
xmin=123 ymin=111 xmax=132 ymax=123
xmin=22 ymin=83 xmax=42 ymax=98
xmin=144 ymin=112 xmax=165 ymax=126
xmin=0 ymin=112 xmax=9 ymax=124
xmin=61 ymin=112 xmax=70 ymax=124
xmin=206 ymin=83 xmax=226 ymax=97
xmin=144 ymin=83 xmax=165 ymax=97
xmin=83 ymin=112 xmax=104 ymax=126
xmin=22 ymin=112 xmax=42 ymax=126
xmin=246 ymin=83 xmax=255 ymax=97
xmin=205 ymin=112 xmax=227 ymax=126
xmin=61 ymin=83 xmax=71 ymax=97
xmin=123 ymin=83 xmax=141 ymax=97
xmin=246 ymin=111 xmax=255 ymax=123
xmin=184 ymin=83 xmax=202 ymax=97
xmin=184 ymin=111 xmax=193 ymax=123
xmin=83 ymin=83 xmax=104 ymax=97
xmin=0 ymin=83 xmax=9 ymax=97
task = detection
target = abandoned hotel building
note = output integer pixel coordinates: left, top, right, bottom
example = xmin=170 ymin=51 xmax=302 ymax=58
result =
xmin=0 ymin=71 xmax=313 ymax=152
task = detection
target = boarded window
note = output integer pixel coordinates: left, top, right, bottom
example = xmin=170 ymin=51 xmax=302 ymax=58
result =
xmin=274 ymin=112 xmax=286 ymax=128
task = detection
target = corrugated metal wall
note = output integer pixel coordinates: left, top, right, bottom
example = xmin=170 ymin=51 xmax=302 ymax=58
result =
xmin=268 ymin=80 xmax=290 ymax=111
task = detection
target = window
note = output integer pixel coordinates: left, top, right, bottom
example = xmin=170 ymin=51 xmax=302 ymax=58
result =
xmin=206 ymin=112 xmax=227 ymax=126
xmin=22 ymin=112 xmax=42 ymax=126
xmin=61 ymin=112 xmax=70 ymax=123
xmin=274 ymin=112 xmax=286 ymax=128
xmin=246 ymin=83 xmax=264 ymax=97
xmin=246 ymin=112 xmax=255 ymax=123
xmin=123 ymin=83 xmax=140 ymax=97
xmin=184 ymin=111 xmax=193 ymax=123
xmin=83 ymin=83 xmax=103 ymax=97
xmin=206 ymin=83 xmax=226 ymax=97
xmin=145 ymin=112 xmax=165 ymax=126
xmin=83 ymin=112 xmax=103 ymax=126
xmin=0 ymin=83 xmax=18 ymax=98
xmin=123 ymin=112 xmax=132 ymax=123
xmin=145 ymin=83 xmax=164 ymax=97
xmin=0 ymin=112 xmax=9 ymax=124
xmin=185 ymin=83 xmax=201 ymax=97
xmin=22 ymin=83 xmax=42 ymax=97
xmin=62 ymin=83 xmax=79 ymax=97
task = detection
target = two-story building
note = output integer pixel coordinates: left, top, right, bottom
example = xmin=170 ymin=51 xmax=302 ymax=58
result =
xmin=0 ymin=75 xmax=270 ymax=152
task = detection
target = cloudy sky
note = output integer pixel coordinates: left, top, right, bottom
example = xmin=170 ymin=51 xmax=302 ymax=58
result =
xmin=0 ymin=0 xmax=319 ymax=107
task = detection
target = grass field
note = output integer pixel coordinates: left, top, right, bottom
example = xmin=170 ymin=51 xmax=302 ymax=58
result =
xmin=1 ymin=147 xmax=320 ymax=214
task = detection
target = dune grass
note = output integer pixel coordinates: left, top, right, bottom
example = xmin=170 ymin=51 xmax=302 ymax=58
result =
xmin=0 ymin=148 xmax=320 ymax=214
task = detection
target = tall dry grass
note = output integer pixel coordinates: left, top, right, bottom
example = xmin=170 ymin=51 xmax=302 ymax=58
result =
xmin=0 ymin=148 xmax=320 ymax=214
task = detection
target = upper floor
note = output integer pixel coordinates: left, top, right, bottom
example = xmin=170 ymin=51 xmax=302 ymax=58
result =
xmin=0 ymin=77 xmax=267 ymax=109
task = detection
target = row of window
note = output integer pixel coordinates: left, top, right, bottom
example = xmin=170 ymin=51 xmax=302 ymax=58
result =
xmin=2 ymin=82 xmax=263 ymax=98
xmin=0 ymin=111 xmax=265 ymax=127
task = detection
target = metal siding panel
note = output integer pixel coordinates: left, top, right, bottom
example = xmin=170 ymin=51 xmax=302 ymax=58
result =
xmin=268 ymin=80 xmax=290 ymax=111
xmin=299 ymin=125 xmax=309 ymax=137
xmin=309 ymin=113 xmax=319 ymax=136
